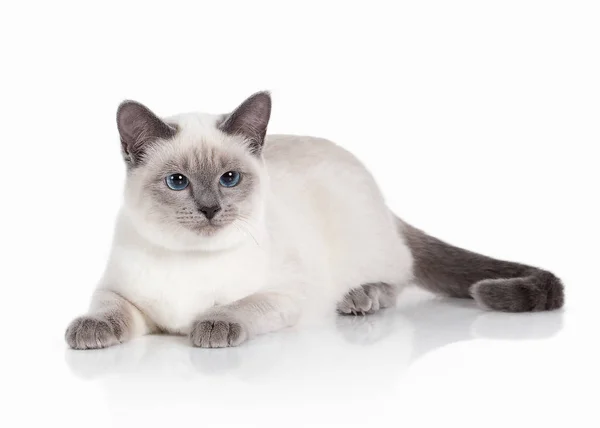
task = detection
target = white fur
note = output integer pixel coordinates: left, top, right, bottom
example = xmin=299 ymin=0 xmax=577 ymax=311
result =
xmin=94 ymin=115 xmax=414 ymax=340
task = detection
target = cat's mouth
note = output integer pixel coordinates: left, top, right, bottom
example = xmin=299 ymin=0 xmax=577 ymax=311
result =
xmin=179 ymin=219 xmax=230 ymax=236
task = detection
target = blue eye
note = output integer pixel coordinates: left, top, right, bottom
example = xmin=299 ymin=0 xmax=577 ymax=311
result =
xmin=165 ymin=173 xmax=189 ymax=191
xmin=219 ymin=171 xmax=241 ymax=187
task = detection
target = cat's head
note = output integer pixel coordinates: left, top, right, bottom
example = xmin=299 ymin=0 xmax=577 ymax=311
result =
xmin=116 ymin=92 xmax=271 ymax=251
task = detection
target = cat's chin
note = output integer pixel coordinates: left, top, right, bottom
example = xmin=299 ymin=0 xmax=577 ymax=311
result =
xmin=184 ymin=222 xmax=229 ymax=237
xmin=147 ymin=223 xmax=246 ymax=252
xmin=123 ymin=209 xmax=248 ymax=252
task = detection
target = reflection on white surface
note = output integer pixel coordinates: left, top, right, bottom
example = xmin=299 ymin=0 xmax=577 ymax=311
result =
xmin=65 ymin=289 xmax=564 ymax=382
xmin=59 ymin=289 xmax=566 ymax=428
xmin=0 ymin=285 xmax=575 ymax=428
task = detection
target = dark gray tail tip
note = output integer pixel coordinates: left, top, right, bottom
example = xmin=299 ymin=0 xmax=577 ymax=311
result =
xmin=469 ymin=272 xmax=564 ymax=313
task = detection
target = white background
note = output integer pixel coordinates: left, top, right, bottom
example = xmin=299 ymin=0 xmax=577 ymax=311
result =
xmin=1 ymin=1 xmax=599 ymax=427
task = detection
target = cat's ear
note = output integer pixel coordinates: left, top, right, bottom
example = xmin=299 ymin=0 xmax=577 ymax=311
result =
xmin=117 ymin=101 xmax=176 ymax=165
xmin=219 ymin=91 xmax=272 ymax=155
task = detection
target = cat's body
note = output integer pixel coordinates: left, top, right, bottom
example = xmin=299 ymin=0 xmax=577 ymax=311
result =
xmin=100 ymin=133 xmax=411 ymax=335
xmin=66 ymin=92 xmax=564 ymax=350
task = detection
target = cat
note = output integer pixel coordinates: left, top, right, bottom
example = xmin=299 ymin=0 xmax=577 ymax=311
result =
xmin=65 ymin=91 xmax=564 ymax=350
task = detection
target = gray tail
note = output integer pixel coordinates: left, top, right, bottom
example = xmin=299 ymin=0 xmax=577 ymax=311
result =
xmin=398 ymin=219 xmax=564 ymax=312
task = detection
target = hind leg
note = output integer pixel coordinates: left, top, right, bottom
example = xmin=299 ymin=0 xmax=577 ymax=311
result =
xmin=337 ymin=282 xmax=398 ymax=315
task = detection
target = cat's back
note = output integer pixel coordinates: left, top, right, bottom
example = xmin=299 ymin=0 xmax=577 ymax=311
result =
xmin=262 ymin=134 xmax=379 ymax=200
xmin=262 ymin=134 xmax=380 ymax=202
xmin=261 ymin=134 xmax=411 ymax=293
xmin=263 ymin=134 xmax=364 ymax=173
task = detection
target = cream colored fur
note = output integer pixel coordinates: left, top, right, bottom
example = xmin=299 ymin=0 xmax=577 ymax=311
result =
xmin=67 ymin=109 xmax=414 ymax=348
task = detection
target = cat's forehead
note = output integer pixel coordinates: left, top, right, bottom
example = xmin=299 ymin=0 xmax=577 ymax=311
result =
xmin=147 ymin=112 xmax=255 ymax=174
xmin=167 ymin=112 xmax=223 ymax=135
xmin=166 ymin=145 xmax=240 ymax=175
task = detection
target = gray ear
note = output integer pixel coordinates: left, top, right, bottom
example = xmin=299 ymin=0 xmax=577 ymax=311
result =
xmin=117 ymin=101 xmax=176 ymax=165
xmin=219 ymin=91 xmax=271 ymax=154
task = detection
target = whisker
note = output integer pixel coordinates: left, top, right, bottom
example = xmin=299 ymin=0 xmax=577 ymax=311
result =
xmin=234 ymin=219 xmax=260 ymax=247
xmin=236 ymin=218 xmax=260 ymax=238
xmin=235 ymin=214 xmax=259 ymax=232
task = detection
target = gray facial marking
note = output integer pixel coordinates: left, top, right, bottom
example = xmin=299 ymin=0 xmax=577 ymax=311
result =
xmin=116 ymin=100 xmax=178 ymax=166
xmin=65 ymin=307 xmax=133 ymax=350
xmin=219 ymin=91 xmax=272 ymax=155
xmin=337 ymin=283 xmax=398 ymax=315
xmin=144 ymin=143 xmax=258 ymax=236
xmin=397 ymin=218 xmax=564 ymax=312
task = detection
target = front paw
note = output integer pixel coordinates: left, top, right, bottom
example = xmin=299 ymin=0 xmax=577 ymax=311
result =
xmin=65 ymin=316 xmax=120 ymax=350
xmin=189 ymin=315 xmax=248 ymax=348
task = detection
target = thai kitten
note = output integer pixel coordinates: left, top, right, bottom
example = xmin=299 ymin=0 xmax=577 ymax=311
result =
xmin=65 ymin=92 xmax=564 ymax=349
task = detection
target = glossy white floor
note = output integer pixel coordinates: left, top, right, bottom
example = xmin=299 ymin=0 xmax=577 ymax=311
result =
xmin=3 ymin=2 xmax=599 ymax=427
xmin=6 ymin=283 xmax=596 ymax=428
